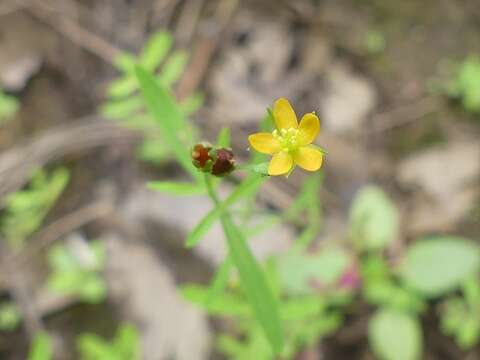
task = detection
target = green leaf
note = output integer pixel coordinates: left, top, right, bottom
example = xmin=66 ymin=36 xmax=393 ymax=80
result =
xmin=48 ymin=271 xmax=85 ymax=294
xmin=240 ymin=162 xmax=270 ymax=176
xmin=281 ymin=296 xmax=327 ymax=320
xmin=284 ymin=173 xmax=322 ymax=221
xmin=458 ymin=317 xmax=480 ymax=349
xmin=147 ymin=181 xmax=205 ymax=195
xmin=206 ymin=255 xmax=233 ymax=304
xmin=179 ymin=92 xmax=204 ymax=116
xmin=0 ymin=91 xmax=19 ymax=122
xmin=80 ymin=275 xmax=107 ymax=303
xmin=113 ymin=53 xmax=137 ymax=73
xmin=220 ymin=215 xmax=284 ymax=353
xmin=106 ymin=76 xmax=138 ymax=99
xmin=28 ymin=333 xmax=53 ymax=360
xmin=158 ymin=50 xmax=188 ymax=87
xmin=136 ymin=137 xmax=170 ymax=164
xmin=47 ymin=241 xmax=106 ymax=303
xmin=400 ymin=237 xmax=480 ymax=297
xmin=100 ymin=97 xmax=143 ymax=119
xmin=0 ymin=302 xmax=21 ymax=331
xmin=369 ymin=308 xmax=422 ymax=360
xmin=181 ymin=284 xmax=249 ymax=316
xmin=463 ymin=277 xmax=480 ymax=307
xmin=349 ymin=185 xmax=399 ymax=251
xmin=135 ymin=66 xmax=198 ymax=179
xmin=139 ymin=31 xmax=172 ymax=71
xmin=279 ymin=247 xmax=349 ymax=296
xmin=113 ymin=324 xmax=140 ymax=359
xmin=186 ymin=175 xmax=265 ymax=247
xmin=77 ymin=325 xmax=139 ymax=360
xmin=217 ymin=127 xmax=231 ymax=148
xmin=2 ymin=168 xmax=69 ymax=248
xmin=77 ymin=334 xmax=115 ymax=360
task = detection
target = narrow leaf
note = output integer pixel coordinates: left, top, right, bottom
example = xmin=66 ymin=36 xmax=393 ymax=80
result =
xmin=106 ymin=76 xmax=138 ymax=99
xmin=179 ymin=92 xmax=204 ymax=116
xmin=135 ymin=66 xmax=199 ymax=179
xmin=28 ymin=333 xmax=53 ymax=360
xmin=158 ymin=50 xmax=188 ymax=87
xmin=113 ymin=53 xmax=137 ymax=73
xmin=220 ymin=214 xmax=284 ymax=353
xmin=139 ymin=31 xmax=172 ymax=71
xmin=206 ymin=255 xmax=233 ymax=303
xmin=100 ymin=97 xmax=143 ymax=119
xmin=217 ymin=127 xmax=231 ymax=148
xmin=147 ymin=181 xmax=205 ymax=195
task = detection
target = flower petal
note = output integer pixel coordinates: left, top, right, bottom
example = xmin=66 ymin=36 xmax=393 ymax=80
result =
xmin=297 ymin=113 xmax=320 ymax=145
xmin=273 ymin=98 xmax=298 ymax=130
xmin=268 ymin=151 xmax=293 ymax=176
xmin=248 ymin=133 xmax=281 ymax=154
xmin=293 ymin=146 xmax=323 ymax=171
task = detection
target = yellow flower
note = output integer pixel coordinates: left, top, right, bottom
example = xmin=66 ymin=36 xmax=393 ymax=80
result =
xmin=248 ymin=98 xmax=324 ymax=176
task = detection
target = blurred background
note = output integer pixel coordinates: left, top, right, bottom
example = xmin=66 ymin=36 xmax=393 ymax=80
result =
xmin=0 ymin=0 xmax=480 ymax=359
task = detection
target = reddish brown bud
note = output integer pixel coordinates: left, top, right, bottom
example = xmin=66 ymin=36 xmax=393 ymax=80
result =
xmin=211 ymin=148 xmax=235 ymax=177
xmin=191 ymin=142 xmax=213 ymax=172
xmin=191 ymin=143 xmax=235 ymax=176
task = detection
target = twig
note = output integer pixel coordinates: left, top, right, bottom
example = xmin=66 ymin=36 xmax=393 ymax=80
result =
xmin=176 ymin=0 xmax=240 ymax=99
xmin=0 ymin=0 xmax=32 ymax=17
xmin=174 ymin=0 xmax=206 ymax=46
xmin=0 ymin=244 xmax=44 ymax=339
xmin=9 ymin=271 xmax=44 ymax=338
xmin=24 ymin=0 xmax=122 ymax=64
xmin=369 ymin=96 xmax=439 ymax=133
xmin=15 ymin=201 xmax=114 ymax=266
xmin=0 ymin=116 xmax=137 ymax=201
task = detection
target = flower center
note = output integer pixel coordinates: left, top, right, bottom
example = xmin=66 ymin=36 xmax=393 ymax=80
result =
xmin=273 ymin=128 xmax=300 ymax=153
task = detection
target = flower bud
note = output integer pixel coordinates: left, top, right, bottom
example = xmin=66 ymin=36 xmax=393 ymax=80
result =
xmin=191 ymin=142 xmax=213 ymax=173
xmin=191 ymin=143 xmax=235 ymax=176
xmin=211 ymin=148 xmax=235 ymax=177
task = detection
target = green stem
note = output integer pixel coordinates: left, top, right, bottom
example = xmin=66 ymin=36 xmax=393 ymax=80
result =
xmin=204 ymin=173 xmax=221 ymax=205
xmin=203 ymin=173 xmax=284 ymax=352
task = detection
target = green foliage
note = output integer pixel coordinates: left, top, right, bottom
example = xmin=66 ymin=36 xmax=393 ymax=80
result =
xmin=365 ymin=30 xmax=386 ymax=55
xmin=28 ymin=333 xmax=53 ymax=360
xmin=0 ymin=90 xmax=19 ymax=123
xmin=349 ymin=185 xmax=399 ymax=251
xmin=0 ymin=302 xmax=21 ymax=331
xmin=400 ymin=236 xmax=480 ymax=298
xmin=446 ymin=56 xmax=480 ymax=114
xmin=369 ymin=308 xmax=422 ymax=360
xmin=219 ymin=211 xmax=284 ymax=353
xmin=217 ymin=127 xmax=231 ymax=148
xmin=147 ymin=181 xmax=205 ymax=195
xmin=362 ymin=255 xmax=425 ymax=313
xmin=440 ymin=277 xmax=480 ymax=349
xmin=47 ymin=240 xmax=107 ymax=303
xmin=1 ymin=168 xmax=69 ymax=249
xmin=77 ymin=324 xmax=140 ymax=360
xmin=101 ymin=30 xmax=201 ymax=165
xmin=278 ymin=247 xmax=349 ymax=296
xmin=217 ymin=325 xmax=274 ymax=360
xmin=183 ymin=273 xmax=344 ymax=360
xmin=182 ymin=284 xmax=250 ymax=316
xmin=186 ymin=175 xmax=266 ymax=247
xmin=135 ymin=66 xmax=199 ymax=179
xmin=290 ymin=173 xmax=323 ymax=250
